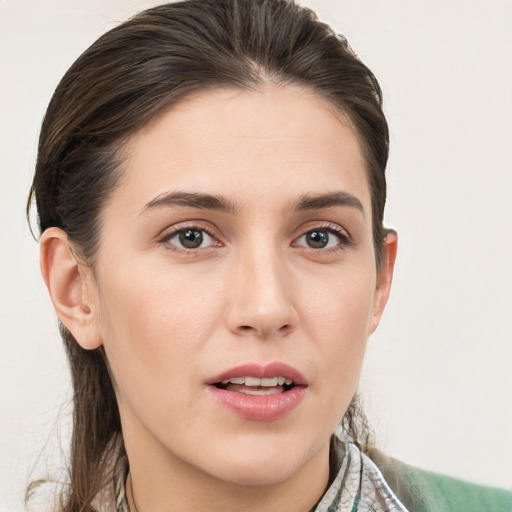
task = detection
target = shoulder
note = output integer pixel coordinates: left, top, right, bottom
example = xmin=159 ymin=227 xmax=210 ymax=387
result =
xmin=367 ymin=446 xmax=512 ymax=512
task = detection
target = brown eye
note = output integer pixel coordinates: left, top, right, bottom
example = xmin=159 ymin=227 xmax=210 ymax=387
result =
xmin=168 ymin=229 xmax=214 ymax=250
xmin=305 ymin=230 xmax=329 ymax=248
xmin=295 ymin=229 xmax=343 ymax=250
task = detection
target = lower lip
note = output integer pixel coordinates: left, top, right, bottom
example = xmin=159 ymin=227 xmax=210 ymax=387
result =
xmin=207 ymin=385 xmax=307 ymax=421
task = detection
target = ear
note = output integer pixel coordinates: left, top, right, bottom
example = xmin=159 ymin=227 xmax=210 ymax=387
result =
xmin=40 ymin=227 xmax=103 ymax=350
xmin=368 ymin=229 xmax=398 ymax=335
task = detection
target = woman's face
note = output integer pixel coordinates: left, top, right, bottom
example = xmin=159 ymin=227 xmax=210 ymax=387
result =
xmin=82 ymin=85 xmax=394 ymax=486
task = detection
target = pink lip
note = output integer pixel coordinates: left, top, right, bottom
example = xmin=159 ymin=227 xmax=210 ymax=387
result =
xmin=205 ymin=362 xmax=308 ymax=422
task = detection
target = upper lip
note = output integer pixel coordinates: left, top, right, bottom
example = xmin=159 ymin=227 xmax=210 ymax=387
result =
xmin=206 ymin=362 xmax=308 ymax=386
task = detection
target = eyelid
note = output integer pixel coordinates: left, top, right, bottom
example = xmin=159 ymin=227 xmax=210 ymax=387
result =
xmin=292 ymin=221 xmax=353 ymax=249
xmin=158 ymin=221 xmax=223 ymax=252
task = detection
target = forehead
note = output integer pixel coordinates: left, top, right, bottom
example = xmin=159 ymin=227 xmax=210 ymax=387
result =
xmin=113 ymin=85 xmax=371 ymax=217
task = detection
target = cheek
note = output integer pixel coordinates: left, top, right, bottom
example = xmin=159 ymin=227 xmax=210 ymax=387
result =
xmin=300 ymin=263 xmax=376 ymax=346
xmin=95 ymin=259 xmax=223 ymax=393
xmin=298 ymin=264 xmax=376 ymax=403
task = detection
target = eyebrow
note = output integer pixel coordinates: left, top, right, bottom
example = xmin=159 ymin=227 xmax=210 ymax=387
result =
xmin=294 ymin=191 xmax=365 ymax=219
xmin=141 ymin=191 xmax=239 ymax=215
xmin=140 ymin=190 xmax=365 ymax=219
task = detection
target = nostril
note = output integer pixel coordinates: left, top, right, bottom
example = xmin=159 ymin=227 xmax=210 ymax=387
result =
xmin=235 ymin=320 xmax=295 ymax=338
xmin=238 ymin=324 xmax=289 ymax=336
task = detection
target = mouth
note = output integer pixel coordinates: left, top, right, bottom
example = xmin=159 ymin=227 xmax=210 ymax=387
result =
xmin=213 ymin=375 xmax=297 ymax=395
xmin=206 ymin=362 xmax=308 ymax=421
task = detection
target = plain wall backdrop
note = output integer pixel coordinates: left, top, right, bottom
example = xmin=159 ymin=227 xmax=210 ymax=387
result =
xmin=1 ymin=0 xmax=511 ymax=510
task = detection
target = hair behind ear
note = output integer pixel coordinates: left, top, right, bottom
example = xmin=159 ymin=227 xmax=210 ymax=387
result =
xmin=59 ymin=324 xmax=124 ymax=511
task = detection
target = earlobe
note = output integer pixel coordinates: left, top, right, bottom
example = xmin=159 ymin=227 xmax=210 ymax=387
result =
xmin=369 ymin=230 xmax=398 ymax=335
xmin=40 ymin=227 xmax=103 ymax=350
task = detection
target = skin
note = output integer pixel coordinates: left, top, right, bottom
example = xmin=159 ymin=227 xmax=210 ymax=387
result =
xmin=41 ymin=85 xmax=397 ymax=512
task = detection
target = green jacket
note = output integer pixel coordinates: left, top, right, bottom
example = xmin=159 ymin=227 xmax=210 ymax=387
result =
xmin=368 ymin=447 xmax=512 ymax=512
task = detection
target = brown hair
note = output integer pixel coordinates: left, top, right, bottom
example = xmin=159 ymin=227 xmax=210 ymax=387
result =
xmin=28 ymin=0 xmax=388 ymax=509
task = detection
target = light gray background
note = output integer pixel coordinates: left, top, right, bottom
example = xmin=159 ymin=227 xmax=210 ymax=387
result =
xmin=1 ymin=0 xmax=511 ymax=510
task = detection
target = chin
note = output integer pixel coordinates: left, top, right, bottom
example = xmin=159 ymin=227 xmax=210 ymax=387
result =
xmin=210 ymin=459 xmax=301 ymax=487
xmin=199 ymin=435 xmax=320 ymax=487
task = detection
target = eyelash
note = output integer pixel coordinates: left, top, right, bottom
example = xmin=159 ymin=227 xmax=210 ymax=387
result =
xmin=158 ymin=222 xmax=352 ymax=254
xmin=159 ymin=224 xmax=221 ymax=254
xmin=293 ymin=222 xmax=353 ymax=252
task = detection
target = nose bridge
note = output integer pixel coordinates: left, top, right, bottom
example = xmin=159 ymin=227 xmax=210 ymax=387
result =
xmin=226 ymin=234 xmax=297 ymax=338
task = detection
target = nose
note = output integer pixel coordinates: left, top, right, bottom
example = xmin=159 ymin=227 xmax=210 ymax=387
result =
xmin=225 ymin=246 xmax=298 ymax=339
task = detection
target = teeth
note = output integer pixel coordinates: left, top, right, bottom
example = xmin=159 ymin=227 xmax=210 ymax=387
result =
xmin=238 ymin=387 xmax=283 ymax=395
xmin=245 ymin=376 xmax=261 ymax=387
xmin=226 ymin=377 xmax=245 ymax=385
xmin=220 ymin=376 xmax=293 ymax=387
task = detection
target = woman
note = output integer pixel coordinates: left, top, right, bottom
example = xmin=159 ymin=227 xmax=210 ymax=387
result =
xmin=26 ymin=0 xmax=511 ymax=511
